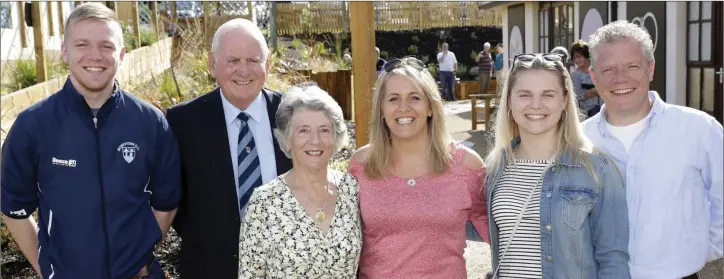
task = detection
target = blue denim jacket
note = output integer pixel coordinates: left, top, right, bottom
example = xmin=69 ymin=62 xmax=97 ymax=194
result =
xmin=468 ymin=137 xmax=631 ymax=279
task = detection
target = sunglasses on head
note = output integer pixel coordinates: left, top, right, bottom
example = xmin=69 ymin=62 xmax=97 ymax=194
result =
xmin=384 ymin=57 xmax=425 ymax=72
xmin=513 ymin=53 xmax=563 ymax=64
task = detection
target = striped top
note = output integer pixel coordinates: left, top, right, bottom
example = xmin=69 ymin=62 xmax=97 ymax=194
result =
xmin=491 ymin=159 xmax=551 ymax=278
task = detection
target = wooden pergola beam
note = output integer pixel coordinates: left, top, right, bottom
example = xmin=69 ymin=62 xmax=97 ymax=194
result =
xmin=31 ymin=2 xmax=47 ymax=82
xmin=349 ymin=2 xmax=376 ymax=147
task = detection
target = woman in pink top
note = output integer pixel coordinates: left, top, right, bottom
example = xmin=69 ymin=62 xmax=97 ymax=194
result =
xmin=348 ymin=57 xmax=489 ymax=278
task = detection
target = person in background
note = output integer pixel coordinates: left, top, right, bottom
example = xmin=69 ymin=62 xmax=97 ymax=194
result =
xmin=2 ymin=3 xmax=180 ymax=278
xmin=550 ymin=46 xmax=571 ymax=70
xmin=238 ymin=84 xmax=362 ymax=278
xmin=570 ymin=40 xmax=601 ymax=117
xmin=494 ymin=43 xmax=505 ymax=92
xmin=349 ymin=57 xmax=487 ymax=278
xmin=437 ymin=43 xmax=458 ymax=101
xmin=473 ymin=53 xmax=630 ymax=279
xmin=476 ymin=42 xmax=494 ymax=95
xmin=376 ymin=47 xmax=386 ymax=76
xmin=165 ymin=18 xmax=293 ymax=278
xmin=583 ymin=20 xmax=723 ymax=279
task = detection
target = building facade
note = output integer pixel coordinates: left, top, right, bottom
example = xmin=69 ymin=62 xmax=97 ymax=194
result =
xmin=485 ymin=1 xmax=723 ymax=123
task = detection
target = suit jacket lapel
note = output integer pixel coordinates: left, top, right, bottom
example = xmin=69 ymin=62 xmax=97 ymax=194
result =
xmin=261 ymin=89 xmax=290 ymax=174
xmin=204 ymin=88 xmax=239 ymax=213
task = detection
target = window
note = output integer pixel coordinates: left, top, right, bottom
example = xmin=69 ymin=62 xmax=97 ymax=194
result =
xmin=0 ymin=2 xmax=11 ymax=29
xmin=685 ymin=1 xmax=722 ymax=122
xmin=539 ymin=2 xmax=574 ymax=52
xmin=538 ymin=10 xmax=548 ymax=52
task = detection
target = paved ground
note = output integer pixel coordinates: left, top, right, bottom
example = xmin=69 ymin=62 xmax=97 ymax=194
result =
xmin=444 ymin=100 xmax=723 ymax=278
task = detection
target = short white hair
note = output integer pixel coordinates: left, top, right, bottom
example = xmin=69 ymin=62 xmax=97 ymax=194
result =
xmin=274 ymin=83 xmax=349 ymax=158
xmin=588 ymin=20 xmax=655 ymax=68
xmin=211 ymin=18 xmax=269 ymax=62
xmin=484 ymin=42 xmax=491 ymax=48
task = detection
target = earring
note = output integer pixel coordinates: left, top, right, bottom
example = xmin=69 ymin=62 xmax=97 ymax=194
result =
xmin=561 ymin=108 xmax=568 ymax=122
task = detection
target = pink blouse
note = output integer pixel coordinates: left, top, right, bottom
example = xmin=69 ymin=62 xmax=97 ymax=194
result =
xmin=349 ymin=144 xmax=489 ymax=279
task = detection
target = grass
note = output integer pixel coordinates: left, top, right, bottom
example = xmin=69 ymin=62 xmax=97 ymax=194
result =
xmin=1 ymin=57 xmax=70 ymax=94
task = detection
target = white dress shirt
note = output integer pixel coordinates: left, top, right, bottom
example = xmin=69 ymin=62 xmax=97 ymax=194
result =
xmin=437 ymin=51 xmax=457 ymax=72
xmin=220 ymin=90 xmax=278 ymax=204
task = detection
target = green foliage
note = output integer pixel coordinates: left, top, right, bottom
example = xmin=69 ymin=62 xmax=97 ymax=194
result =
xmin=411 ymin=35 xmax=420 ymax=43
xmin=470 ymin=50 xmax=479 ymax=60
xmin=427 ymin=63 xmax=439 ymax=78
xmin=380 ymin=51 xmax=389 ymax=59
xmin=121 ymin=22 xmax=159 ymax=51
xmin=329 ymin=159 xmax=349 ymax=173
xmin=2 ymin=57 xmax=69 ymax=93
xmin=407 ymin=45 xmax=418 ymax=55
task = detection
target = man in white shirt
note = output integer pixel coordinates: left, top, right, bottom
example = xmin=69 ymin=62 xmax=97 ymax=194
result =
xmin=582 ymin=20 xmax=723 ymax=279
xmin=437 ymin=43 xmax=458 ymax=101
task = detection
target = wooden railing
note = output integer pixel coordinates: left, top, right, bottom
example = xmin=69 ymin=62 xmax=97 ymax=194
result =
xmin=276 ymin=1 xmax=501 ymax=35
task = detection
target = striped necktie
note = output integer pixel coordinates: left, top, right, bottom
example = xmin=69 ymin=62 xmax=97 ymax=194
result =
xmin=236 ymin=112 xmax=262 ymax=213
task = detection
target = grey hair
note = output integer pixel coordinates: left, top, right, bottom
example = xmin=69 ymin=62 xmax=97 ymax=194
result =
xmin=64 ymin=2 xmax=124 ymax=49
xmin=274 ymin=84 xmax=349 ymax=158
xmin=211 ymin=18 xmax=269 ymax=63
xmin=588 ymin=20 xmax=655 ymax=68
xmin=484 ymin=42 xmax=491 ymax=48
xmin=550 ymin=46 xmax=570 ymax=65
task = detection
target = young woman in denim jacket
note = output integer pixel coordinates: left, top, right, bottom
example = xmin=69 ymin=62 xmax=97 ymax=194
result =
xmin=473 ymin=53 xmax=631 ymax=279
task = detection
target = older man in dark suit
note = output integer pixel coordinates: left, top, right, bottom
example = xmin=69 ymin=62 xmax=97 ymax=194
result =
xmin=165 ymin=18 xmax=293 ymax=279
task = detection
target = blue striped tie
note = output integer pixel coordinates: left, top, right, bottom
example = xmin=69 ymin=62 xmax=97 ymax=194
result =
xmin=236 ymin=112 xmax=262 ymax=213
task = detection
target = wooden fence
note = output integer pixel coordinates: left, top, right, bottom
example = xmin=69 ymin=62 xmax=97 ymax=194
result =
xmin=294 ymin=69 xmax=353 ymax=120
xmin=276 ymin=1 xmax=501 ymax=35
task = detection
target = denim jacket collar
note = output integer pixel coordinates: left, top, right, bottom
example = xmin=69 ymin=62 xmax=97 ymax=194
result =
xmin=507 ymin=136 xmax=583 ymax=168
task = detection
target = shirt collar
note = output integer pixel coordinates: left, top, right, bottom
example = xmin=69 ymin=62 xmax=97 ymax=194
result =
xmin=596 ymin=90 xmax=666 ymax=137
xmin=220 ymin=88 xmax=265 ymax=126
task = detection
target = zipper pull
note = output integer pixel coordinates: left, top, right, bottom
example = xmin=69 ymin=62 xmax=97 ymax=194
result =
xmin=93 ymin=117 xmax=98 ymax=129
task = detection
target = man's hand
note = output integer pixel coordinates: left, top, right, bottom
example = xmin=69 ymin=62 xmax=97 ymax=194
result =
xmin=3 ymin=215 xmax=41 ymax=276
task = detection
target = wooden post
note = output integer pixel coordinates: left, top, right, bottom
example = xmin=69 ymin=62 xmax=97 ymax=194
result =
xmin=46 ymin=2 xmax=55 ymax=36
xmin=349 ymin=2 xmax=376 ymax=147
xmin=132 ymin=1 xmax=141 ymax=48
xmin=57 ymin=1 xmax=65 ymax=35
xmin=31 ymin=2 xmax=47 ymax=82
xmin=150 ymin=1 xmax=159 ymax=39
xmin=269 ymin=2 xmax=277 ymax=51
xmin=203 ymin=2 xmax=211 ymax=50
xmin=18 ymin=1 xmax=28 ymax=48
xmin=246 ymin=1 xmax=254 ymax=22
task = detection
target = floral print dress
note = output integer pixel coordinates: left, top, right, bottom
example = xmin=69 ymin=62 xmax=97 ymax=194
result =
xmin=238 ymin=169 xmax=363 ymax=279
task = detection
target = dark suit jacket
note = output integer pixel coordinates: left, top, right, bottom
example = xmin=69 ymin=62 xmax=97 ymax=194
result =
xmin=166 ymin=88 xmax=293 ymax=279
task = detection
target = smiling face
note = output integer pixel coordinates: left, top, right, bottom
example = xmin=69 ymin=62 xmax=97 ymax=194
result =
xmin=286 ymin=109 xmax=335 ymax=171
xmin=209 ymin=28 xmax=269 ymax=110
xmin=381 ymin=74 xmax=432 ymax=141
xmin=62 ymin=18 xmax=125 ymax=95
xmin=509 ymin=69 xmax=568 ymax=138
xmin=591 ymin=39 xmax=655 ymax=121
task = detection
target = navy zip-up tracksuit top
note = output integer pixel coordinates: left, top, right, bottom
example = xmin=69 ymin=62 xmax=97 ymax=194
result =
xmin=1 ymin=78 xmax=181 ymax=279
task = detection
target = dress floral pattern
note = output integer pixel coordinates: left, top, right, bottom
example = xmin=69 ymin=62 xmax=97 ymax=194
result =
xmin=238 ymin=169 xmax=363 ymax=279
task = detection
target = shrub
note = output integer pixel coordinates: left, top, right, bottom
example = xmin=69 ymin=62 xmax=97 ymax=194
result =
xmin=407 ymin=45 xmax=418 ymax=55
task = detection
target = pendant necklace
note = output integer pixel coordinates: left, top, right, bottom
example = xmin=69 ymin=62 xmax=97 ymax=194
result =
xmin=291 ymin=174 xmax=332 ymax=223
xmin=403 ymin=155 xmax=428 ymax=187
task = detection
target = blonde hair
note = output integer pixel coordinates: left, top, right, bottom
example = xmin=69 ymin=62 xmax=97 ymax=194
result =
xmin=486 ymin=55 xmax=601 ymax=185
xmin=364 ymin=58 xmax=454 ymax=179
xmin=64 ymin=2 xmax=124 ymax=48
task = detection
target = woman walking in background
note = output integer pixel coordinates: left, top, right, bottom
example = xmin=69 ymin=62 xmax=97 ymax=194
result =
xmin=570 ymin=40 xmax=601 ymax=117
xmin=349 ymin=57 xmax=488 ymax=278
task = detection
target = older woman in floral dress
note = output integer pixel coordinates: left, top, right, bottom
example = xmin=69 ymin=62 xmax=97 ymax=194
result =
xmin=237 ymin=84 xmax=362 ymax=278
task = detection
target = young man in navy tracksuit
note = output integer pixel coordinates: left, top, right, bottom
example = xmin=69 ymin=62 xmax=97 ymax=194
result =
xmin=1 ymin=3 xmax=180 ymax=278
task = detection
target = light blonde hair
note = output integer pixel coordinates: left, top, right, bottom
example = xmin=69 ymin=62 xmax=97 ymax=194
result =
xmin=364 ymin=58 xmax=453 ymax=179
xmin=64 ymin=2 xmax=124 ymax=48
xmin=486 ymin=55 xmax=601 ymax=185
